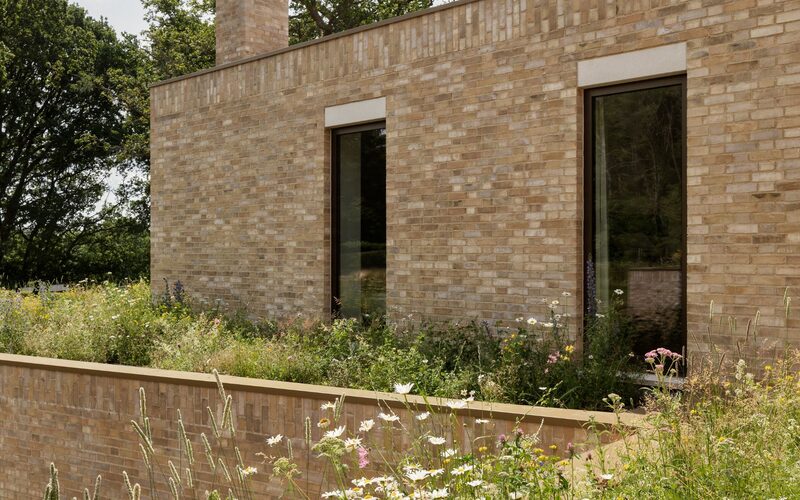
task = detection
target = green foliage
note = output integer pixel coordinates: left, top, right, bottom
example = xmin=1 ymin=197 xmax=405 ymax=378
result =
xmin=480 ymin=297 xmax=638 ymax=410
xmin=0 ymin=0 xmax=437 ymax=285
xmin=143 ymin=0 xmax=216 ymax=78
xmin=0 ymin=281 xmax=639 ymax=411
xmin=290 ymin=0 xmax=434 ymax=44
xmin=43 ymin=463 xmax=101 ymax=500
xmin=0 ymin=0 xmax=149 ymax=285
xmin=588 ymin=352 xmax=800 ymax=499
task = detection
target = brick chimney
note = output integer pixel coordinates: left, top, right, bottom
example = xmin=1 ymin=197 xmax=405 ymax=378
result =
xmin=216 ymin=0 xmax=289 ymax=65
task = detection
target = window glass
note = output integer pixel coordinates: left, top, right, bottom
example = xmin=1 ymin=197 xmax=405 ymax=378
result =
xmin=335 ymin=126 xmax=386 ymax=318
xmin=589 ymin=83 xmax=685 ymax=356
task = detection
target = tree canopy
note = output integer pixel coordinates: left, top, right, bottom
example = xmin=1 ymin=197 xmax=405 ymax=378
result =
xmin=0 ymin=0 xmax=147 ymax=284
xmin=0 ymin=0 xmax=434 ymax=285
xmin=290 ymin=0 xmax=433 ymax=44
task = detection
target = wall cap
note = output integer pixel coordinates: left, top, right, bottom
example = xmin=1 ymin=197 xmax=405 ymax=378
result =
xmin=0 ymin=353 xmax=644 ymax=429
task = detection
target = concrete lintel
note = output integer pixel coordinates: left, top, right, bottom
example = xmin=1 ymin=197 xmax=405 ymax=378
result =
xmin=578 ymin=43 xmax=687 ymax=88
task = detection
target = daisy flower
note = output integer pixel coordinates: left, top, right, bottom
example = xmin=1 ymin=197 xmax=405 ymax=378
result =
xmin=324 ymin=425 xmax=346 ymax=439
xmin=394 ymin=382 xmax=414 ymax=394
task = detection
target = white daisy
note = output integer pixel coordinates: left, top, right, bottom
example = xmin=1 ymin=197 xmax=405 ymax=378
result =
xmin=394 ymin=382 xmax=414 ymax=394
xmin=475 ymin=418 xmax=490 ymax=424
xmin=441 ymin=448 xmax=457 ymax=458
xmin=324 ymin=425 xmax=346 ymax=438
xmin=378 ymin=412 xmax=400 ymax=422
xmin=416 ymin=412 xmax=431 ymax=421
xmin=451 ymin=464 xmax=473 ymax=476
xmin=266 ymin=434 xmax=283 ymax=447
xmin=428 ymin=436 xmax=446 ymax=445
xmin=446 ymin=399 xmax=468 ymax=410
xmin=321 ymin=491 xmax=347 ymax=499
xmin=526 ymin=317 xmax=537 ymax=326
xmin=344 ymin=437 xmax=362 ymax=452
xmin=405 ymin=469 xmax=429 ymax=482
xmin=467 ymin=479 xmax=484 ymax=487
xmin=320 ymin=401 xmax=336 ymax=411
xmin=359 ymin=419 xmax=375 ymax=432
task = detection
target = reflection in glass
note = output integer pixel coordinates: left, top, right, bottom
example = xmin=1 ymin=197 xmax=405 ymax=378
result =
xmin=336 ymin=126 xmax=386 ymax=318
xmin=591 ymin=84 xmax=684 ymax=356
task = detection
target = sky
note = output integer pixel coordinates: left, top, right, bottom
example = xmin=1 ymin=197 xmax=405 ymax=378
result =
xmin=72 ymin=0 xmax=148 ymax=36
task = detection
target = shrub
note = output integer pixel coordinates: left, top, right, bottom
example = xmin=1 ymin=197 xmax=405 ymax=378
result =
xmin=2 ymin=281 xmax=640 ymax=410
xmin=589 ymin=349 xmax=800 ymax=499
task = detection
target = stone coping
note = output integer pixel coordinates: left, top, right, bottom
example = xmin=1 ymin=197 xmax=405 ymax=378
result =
xmin=150 ymin=0 xmax=482 ymax=89
xmin=0 ymin=353 xmax=644 ymax=429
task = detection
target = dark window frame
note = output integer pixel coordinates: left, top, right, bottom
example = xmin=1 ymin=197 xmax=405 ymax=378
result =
xmin=583 ymin=75 xmax=688 ymax=357
xmin=330 ymin=120 xmax=387 ymax=316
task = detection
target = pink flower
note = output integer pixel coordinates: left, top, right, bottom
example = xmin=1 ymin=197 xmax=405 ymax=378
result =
xmin=547 ymin=352 xmax=559 ymax=364
xmin=357 ymin=446 xmax=369 ymax=469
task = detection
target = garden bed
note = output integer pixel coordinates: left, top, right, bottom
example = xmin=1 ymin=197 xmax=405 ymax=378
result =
xmin=0 ymin=281 xmax=643 ymax=411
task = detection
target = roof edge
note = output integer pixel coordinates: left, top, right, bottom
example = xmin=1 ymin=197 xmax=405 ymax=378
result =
xmin=150 ymin=0 xmax=481 ymax=89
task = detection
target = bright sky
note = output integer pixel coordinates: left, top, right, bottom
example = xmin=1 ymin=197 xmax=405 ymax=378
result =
xmin=72 ymin=0 xmax=148 ymax=36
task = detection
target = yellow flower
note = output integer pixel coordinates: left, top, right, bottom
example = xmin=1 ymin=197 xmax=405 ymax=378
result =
xmin=478 ymin=446 xmax=488 ymax=453
xmin=549 ymin=444 xmax=558 ymax=451
xmin=558 ymin=459 xmax=570 ymax=467
xmin=564 ymin=345 xmax=575 ymax=354
xmin=533 ymin=448 xmax=543 ymax=454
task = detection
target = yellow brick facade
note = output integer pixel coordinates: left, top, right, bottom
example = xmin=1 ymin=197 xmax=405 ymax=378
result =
xmin=151 ymin=0 xmax=800 ymax=359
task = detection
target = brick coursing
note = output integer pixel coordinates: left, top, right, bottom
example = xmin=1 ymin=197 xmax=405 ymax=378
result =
xmin=0 ymin=357 xmax=604 ymax=496
xmin=216 ymin=0 xmax=288 ymax=64
xmin=151 ymin=0 xmax=800 ymax=360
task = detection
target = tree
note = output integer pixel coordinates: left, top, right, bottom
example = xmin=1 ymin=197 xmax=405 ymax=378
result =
xmin=290 ymin=0 xmax=433 ymax=44
xmin=0 ymin=0 xmax=148 ymax=284
xmin=0 ymin=0 xmax=434 ymax=285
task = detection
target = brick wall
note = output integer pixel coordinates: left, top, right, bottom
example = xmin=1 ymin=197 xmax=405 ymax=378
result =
xmin=216 ymin=0 xmax=288 ymax=64
xmin=0 ymin=354 xmax=626 ymax=497
xmin=151 ymin=0 xmax=800 ymax=359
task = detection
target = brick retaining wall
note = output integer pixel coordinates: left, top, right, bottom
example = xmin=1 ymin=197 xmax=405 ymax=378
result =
xmin=0 ymin=354 xmax=638 ymax=497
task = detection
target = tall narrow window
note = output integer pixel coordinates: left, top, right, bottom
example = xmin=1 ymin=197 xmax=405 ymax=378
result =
xmin=586 ymin=77 xmax=686 ymax=357
xmin=333 ymin=123 xmax=386 ymax=318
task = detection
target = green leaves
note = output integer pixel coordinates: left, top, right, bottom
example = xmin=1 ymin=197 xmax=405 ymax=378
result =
xmin=289 ymin=0 xmax=434 ymax=44
xmin=0 ymin=0 xmax=148 ymax=284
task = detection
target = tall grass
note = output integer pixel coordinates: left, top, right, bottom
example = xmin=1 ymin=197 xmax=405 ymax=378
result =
xmin=0 ymin=280 xmax=638 ymax=410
